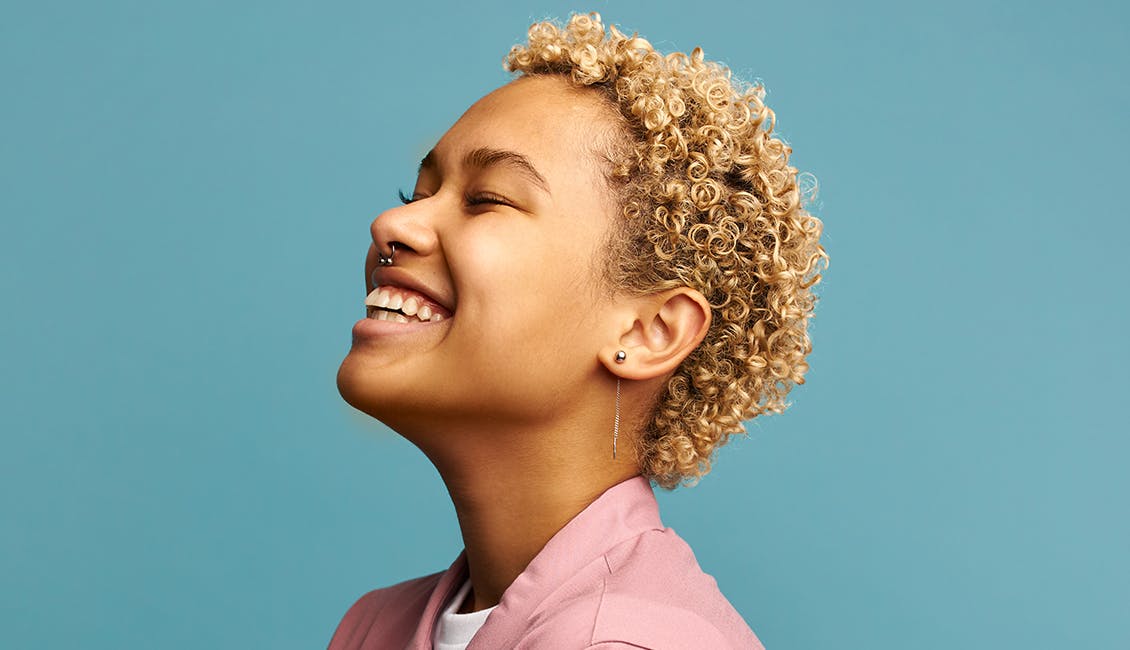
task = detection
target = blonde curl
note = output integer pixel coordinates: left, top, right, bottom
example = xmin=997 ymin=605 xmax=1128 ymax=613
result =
xmin=506 ymin=13 xmax=828 ymax=489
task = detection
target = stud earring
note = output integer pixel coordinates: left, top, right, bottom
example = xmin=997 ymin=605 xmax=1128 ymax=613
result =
xmin=615 ymin=350 xmax=627 ymax=363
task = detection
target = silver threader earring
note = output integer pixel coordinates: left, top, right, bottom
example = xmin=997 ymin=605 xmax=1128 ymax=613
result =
xmin=613 ymin=350 xmax=626 ymax=459
xmin=613 ymin=377 xmax=622 ymax=460
xmin=377 ymin=242 xmax=396 ymax=267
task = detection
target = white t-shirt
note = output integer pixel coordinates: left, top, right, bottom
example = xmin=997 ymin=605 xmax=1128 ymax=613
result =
xmin=432 ymin=579 xmax=496 ymax=650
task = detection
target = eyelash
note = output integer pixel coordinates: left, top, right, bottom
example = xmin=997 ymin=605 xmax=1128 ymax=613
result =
xmin=397 ymin=188 xmax=513 ymax=208
xmin=465 ymin=192 xmax=513 ymax=208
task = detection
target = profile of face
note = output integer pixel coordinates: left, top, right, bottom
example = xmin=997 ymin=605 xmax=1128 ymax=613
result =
xmin=337 ymin=76 xmax=626 ymax=439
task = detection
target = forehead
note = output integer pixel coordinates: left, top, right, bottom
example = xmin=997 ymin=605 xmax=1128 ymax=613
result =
xmin=429 ymin=76 xmax=613 ymax=187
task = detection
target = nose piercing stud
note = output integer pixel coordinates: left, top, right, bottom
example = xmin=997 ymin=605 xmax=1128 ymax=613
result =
xmin=377 ymin=242 xmax=396 ymax=267
xmin=615 ymin=350 xmax=627 ymax=363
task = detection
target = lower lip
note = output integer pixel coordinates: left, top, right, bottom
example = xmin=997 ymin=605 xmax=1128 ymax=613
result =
xmin=351 ymin=314 xmax=449 ymax=342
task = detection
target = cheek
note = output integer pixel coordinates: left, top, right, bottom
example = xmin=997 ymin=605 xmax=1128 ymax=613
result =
xmin=454 ymin=225 xmax=601 ymax=345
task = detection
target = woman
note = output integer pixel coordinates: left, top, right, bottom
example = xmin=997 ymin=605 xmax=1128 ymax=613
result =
xmin=331 ymin=12 xmax=826 ymax=650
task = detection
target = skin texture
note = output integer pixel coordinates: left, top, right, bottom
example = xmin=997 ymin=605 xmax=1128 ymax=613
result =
xmin=336 ymin=75 xmax=712 ymax=613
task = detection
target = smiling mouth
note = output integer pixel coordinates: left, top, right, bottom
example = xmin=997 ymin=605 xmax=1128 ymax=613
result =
xmin=365 ymin=285 xmax=449 ymax=324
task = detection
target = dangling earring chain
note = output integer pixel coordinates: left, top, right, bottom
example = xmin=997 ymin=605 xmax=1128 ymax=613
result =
xmin=613 ymin=349 xmax=626 ymax=460
xmin=613 ymin=377 xmax=621 ymax=460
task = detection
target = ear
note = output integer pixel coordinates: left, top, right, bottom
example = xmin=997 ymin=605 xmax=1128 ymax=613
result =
xmin=599 ymin=287 xmax=712 ymax=380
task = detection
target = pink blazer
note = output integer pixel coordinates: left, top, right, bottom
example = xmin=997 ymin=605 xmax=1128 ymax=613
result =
xmin=327 ymin=475 xmax=765 ymax=649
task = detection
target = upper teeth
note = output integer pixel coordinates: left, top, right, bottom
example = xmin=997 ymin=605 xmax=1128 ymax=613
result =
xmin=365 ymin=286 xmax=445 ymax=322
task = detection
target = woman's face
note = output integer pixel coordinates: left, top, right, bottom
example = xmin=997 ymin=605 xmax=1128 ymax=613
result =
xmin=337 ymin=76 xmax=624 ymax=434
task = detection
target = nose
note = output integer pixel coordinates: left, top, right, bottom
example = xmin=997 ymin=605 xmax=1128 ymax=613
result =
xmin=369 ymin=200 xmax=440 ymax=267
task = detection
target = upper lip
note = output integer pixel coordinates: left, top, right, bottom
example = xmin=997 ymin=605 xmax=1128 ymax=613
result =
xmin=368 ymin=267 xmax=454 ymax=314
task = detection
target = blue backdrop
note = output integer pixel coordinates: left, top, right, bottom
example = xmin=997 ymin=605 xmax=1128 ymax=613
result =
xmin=3 ymin=1 xmax=1127 ymax=648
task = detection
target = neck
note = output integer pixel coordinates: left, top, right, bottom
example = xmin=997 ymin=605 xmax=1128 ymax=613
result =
xmin=422 ymin=420 xmax=640 ymax=613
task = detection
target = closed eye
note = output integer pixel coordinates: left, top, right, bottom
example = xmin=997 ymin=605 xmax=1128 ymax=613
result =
xmin=397 ymin=188 xmax=516 ymax=209
xmin=465 ymin=192 xmax=514 ymax=208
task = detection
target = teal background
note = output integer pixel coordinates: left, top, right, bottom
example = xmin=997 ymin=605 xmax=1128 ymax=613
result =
xmin=2 ymin=1 xmax=1127 ymax=648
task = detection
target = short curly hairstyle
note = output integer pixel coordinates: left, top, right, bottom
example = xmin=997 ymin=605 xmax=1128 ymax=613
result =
xmin=506 ymin=13 xmax=828 ymax=489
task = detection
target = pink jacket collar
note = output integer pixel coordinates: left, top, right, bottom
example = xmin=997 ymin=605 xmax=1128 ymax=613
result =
xmin=406 ymin=474 xmax=662 ymax=648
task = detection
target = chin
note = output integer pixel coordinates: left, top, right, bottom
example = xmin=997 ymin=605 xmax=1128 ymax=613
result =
xmin=336 ymin=348 xmax=535 ymax=435
xmin=336 ymin=353 xmax=387 ymax=419
xmin=336 ymin=353 xmax=429 ymax=430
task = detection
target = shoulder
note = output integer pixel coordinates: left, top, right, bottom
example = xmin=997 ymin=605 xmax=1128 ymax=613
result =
xmin=327 ymin=571 xmax=444 ymax=650
xmin=586 ymin=590 xmax=758 ymax=650
xmin=591 ymin=528 xmax=764 ymax=649
xmin=521 ymin=528 xmax=764 ymax=650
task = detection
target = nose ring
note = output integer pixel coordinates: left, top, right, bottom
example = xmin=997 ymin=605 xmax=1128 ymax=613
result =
xmin=377 ymin=243 xmax=395 ymax=265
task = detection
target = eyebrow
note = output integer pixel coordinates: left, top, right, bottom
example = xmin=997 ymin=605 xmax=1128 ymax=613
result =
xmin=419 ymin=147 xmax=551 ymax=196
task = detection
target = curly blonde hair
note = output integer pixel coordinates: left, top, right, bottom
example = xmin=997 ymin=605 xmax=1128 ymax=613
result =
xmin=506 ymin=13 xmax=828 ymax=489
